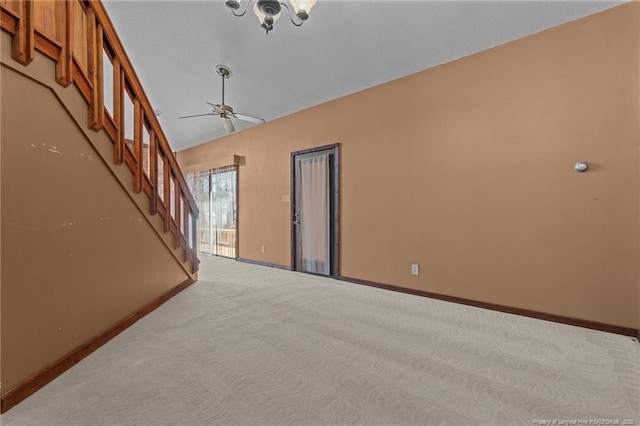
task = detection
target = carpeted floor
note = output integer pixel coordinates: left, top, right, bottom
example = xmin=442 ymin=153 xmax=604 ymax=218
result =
xmin=2 ymin=255 xmax=639 ymax=425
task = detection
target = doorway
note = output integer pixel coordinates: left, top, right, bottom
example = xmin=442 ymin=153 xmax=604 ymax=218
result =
xmin=187 ymin=165 xmax=238 ymax=259
xmin=291 ymin=144 xmax=340 ymax=277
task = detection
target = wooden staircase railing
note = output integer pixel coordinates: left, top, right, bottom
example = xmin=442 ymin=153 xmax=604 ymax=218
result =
xmin=1 ymin=0 xmax=199 ymax=272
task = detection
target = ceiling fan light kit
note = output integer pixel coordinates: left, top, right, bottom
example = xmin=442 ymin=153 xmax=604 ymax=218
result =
xmin=225 ymin=0 xmax=317 ymax=34
xmin=178 ymin=65 xmax=265 ymax=134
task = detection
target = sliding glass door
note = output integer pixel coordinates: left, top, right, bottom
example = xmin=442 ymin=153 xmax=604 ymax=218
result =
xmin=187 ymin=166 xmax=238 ymax=259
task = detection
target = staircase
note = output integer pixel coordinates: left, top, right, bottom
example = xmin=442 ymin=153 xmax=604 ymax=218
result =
xmin=0 ymin=0 xmax=201 ymax=412
xmin=1 ymin=0 xmax=199 ymax=273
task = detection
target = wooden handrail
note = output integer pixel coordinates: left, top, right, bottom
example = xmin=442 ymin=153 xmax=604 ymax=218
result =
xmin=1 ymin=0 xmax=199 ymax=272
xmin=89 ymin=1 xmax=196 ymax=209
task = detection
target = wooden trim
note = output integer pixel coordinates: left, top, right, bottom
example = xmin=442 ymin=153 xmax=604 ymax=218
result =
xmin=149 ymin=132 xmax=158 ymax=215
xmin=332 ymin=145 xmax=341 ymax=278
xmin=163 ymin=156 xmax=170 ymax=233
xmin=0 ymin=277 xmax=196 ymax=414
xmin=55 ymin=0 xmax=72 ymax=86
xmin=190 ymin=209 xmax=198 ymax=273
xmin=0 ymin=2 xmax=20 ymax=20
xmin=143 ymin=175 xmax=153 ymax=198
xmin=158 ymin=200 xmax=166 ymax=219
xmin=290 ymin=152 xmax=296 ymax=270
xmin=12 ymin=0 xmax=34 ymax=65
xmin=34 ymin=30 xmax=63 ymax=49
xmin=338 ymin=275 xmax=640 ymax=340
xmin=174 ymin=189 xmax=181 ymax=248
xmin=291 ymin=143 xmax=341 ymax=157
xmin=103 ymin=111 xmax=117 ymax=142
xmin=170 ymin=219 xmax=178 ymax=238
xmin=182 ymin=196 xmax=189 ymax=249
xmin=290 ymin=143 xmax=341 ymax=278
xmin=34 ymin=30 xmax=61 ymax=61
xmin=183 ymin=244 xmax=189 ymax=263
xmin=102 ymin=32 xmax=114 ymax=59
xmin=123 ymin=143 xmax=136 ymax=173
xmin=71 ymin=58 xmax=91 ymax=103
xmin=133 ymin=99 xmax=143 ymax=192
xmin=1 ymin=8 xmax=18 ymax=34
xmin=87 ymin=11 xmax=103 ymax=131
xmin=95 ymin=24 xmax=104 ymax=128
xmin=112 ymin=57 xmax=123 ymax=164
xmin=192 ymin=255 xmax=199 ymax=273
xmin=237 ymin=258 xmax=291 ymax=271
xmin=182 ymin=204 xmax=190 ymax=261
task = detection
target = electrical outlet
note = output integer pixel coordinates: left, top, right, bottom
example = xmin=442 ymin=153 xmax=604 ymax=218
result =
xmin=411 ymin=264 xmax=419 ymax=275
xmin=261 ymin=245 xmax=265 ymax=253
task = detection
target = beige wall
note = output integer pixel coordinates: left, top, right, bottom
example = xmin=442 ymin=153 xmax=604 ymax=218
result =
xmin=179 ymin=3 xmax=640 ymax=329
xmin=1 ymin=34 xmax=191 ymax=391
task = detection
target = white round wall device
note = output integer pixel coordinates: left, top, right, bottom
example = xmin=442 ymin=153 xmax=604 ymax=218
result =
xmin=574 ymin=162 xmax=589 ymax=172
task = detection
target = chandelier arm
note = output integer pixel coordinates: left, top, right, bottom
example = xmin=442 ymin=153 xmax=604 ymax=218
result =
xmin=231 ymin=0 xmax=255 ymax=17
xmin=279 ymin=2 xmax=304 ymax=27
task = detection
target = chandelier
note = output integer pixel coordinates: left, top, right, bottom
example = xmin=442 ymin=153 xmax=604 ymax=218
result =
xmin=225 ymin=0 xmax=317 ymax=34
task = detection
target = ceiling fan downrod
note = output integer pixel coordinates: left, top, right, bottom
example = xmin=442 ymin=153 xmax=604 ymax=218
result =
xmin=216 ymin=65 xmax=232 ymax=115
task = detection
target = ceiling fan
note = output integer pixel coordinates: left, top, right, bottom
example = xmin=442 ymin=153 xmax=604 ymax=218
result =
xmin=179 ymin=65 xmax=265 ymax=133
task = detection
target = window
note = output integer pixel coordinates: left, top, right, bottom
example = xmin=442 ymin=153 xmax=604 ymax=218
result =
xmin=102 ymin=50 xmax=114 ymax=117
xmin=142 ymin=124 xmax=151 ymax=177
xmin=157 ymin=153 xmax=165 ymax=202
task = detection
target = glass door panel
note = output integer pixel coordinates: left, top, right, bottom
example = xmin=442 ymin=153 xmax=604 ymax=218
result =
xmin=187 ymin=166 xmax=237 ymax=259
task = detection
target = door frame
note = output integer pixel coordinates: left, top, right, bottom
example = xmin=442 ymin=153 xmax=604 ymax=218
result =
xmin=290 ymin=143 xmax=340 ymax=278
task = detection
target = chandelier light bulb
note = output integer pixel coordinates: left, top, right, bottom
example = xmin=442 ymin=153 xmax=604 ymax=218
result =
xmin=253 ymin=2 xmax=281 ymax=32
xmin=289 ymin=0 xmax=317 ymax=20
xmin=225 ymin=0 xmax=241 ymax=10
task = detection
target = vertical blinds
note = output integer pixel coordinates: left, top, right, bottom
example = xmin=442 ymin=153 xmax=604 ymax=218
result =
xmin=187 ymin=165 xmax=238 ymax=259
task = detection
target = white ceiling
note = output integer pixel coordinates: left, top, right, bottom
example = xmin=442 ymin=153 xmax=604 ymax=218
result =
xmin=103 ymin=0 xmax=624 ymax=151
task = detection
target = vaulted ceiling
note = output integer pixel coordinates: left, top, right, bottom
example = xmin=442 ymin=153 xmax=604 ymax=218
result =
xmin=103 ymin=0 xmax=624 ymax=151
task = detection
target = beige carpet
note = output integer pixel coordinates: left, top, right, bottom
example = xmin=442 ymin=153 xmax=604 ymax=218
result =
xmin=2 ymin=256 xmax=639 ymax=426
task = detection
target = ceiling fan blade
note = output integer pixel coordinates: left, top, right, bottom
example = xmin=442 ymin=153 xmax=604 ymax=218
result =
xmin=233 ymin=113 xmax=266 ymax=124
xmin=206 ymin=102 xmax=224 ymax=113
xmin=221 ymin=117 xmax=235 ymax=133
xmin=178 ymin=113 xmax=217 ymax=119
